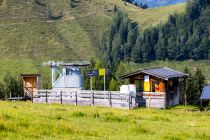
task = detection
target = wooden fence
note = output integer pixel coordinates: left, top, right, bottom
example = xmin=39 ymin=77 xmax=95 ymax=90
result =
xmin=32 ymin=90 xmax=136 ymax=109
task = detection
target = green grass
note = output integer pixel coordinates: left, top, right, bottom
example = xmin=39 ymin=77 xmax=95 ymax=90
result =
xmin=0 ymin=0 xmax=186 ymax=82
xmin=95 ymin=0 xmax=186 ymax=30
xmin=0 ymin=101 xmax=210 ymax=139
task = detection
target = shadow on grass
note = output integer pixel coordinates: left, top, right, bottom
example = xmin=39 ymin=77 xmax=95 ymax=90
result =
xmin=71 ymin=111 xmax=86 ymax=117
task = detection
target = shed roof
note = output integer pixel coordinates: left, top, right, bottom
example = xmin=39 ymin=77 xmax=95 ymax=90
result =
xmin=21 ymin=74 xmax=41 ymax=77
xmin=201 ymin=86 xmax=210 ymax=100
xmin=120 ymin=67 xmax=188 ymax=80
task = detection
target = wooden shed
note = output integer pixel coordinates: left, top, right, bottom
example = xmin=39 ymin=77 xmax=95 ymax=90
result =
xmin=21 ymin=74 xmax=41 ymax=98
xmin=120 ymin=67 xmax=188 ymax=108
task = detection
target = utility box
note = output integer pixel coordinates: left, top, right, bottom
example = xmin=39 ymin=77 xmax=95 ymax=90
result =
xmin=120 ymin=84 xmax=136 ymax=97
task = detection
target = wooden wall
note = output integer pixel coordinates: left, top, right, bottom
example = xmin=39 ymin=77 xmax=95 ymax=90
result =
xmin=22 ymin=76 xmax=40 ymax=97
xmin=129 ymin=74 xmax=166 ymax=93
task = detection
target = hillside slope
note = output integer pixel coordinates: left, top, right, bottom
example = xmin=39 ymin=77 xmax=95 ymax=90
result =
xmin=0 ymin=0 xmax=185 ymax=83
xmin=100 ymin=0 xmax=186 ymax=30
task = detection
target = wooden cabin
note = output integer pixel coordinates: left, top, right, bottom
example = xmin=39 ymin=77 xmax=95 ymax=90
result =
xmin=120 ymin=67 xmax=188 ymax=108
xmin=21 ymin=74 xmax=41 ymax=99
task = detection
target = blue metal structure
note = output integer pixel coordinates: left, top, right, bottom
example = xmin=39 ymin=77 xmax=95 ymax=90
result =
xmin=201 ymin=86 xmax=210 ymax=100
xmin=44 ymin=61 xmax=90 ymax=90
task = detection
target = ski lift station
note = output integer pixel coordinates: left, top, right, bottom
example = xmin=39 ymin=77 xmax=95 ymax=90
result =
xmin=21 ymin=62 xmax=189 ymax=109
xmin=44 ymin=61 xmax=90 ymax=90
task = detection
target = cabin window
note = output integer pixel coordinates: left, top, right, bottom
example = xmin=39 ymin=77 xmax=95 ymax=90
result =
xmin=151 ymin=80 xmax=165 ymax=92
xmin=135 ymin=80 xmax=144 ymax=92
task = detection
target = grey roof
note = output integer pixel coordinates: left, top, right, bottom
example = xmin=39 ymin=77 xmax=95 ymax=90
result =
xmin=120 ymin=67 xmax=188 ymax=80
xmin=201 ymin=86 xmax=210 ymax=100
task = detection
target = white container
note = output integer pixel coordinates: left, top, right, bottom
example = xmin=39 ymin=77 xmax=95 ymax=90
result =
xmin=129 ymin=84 xmax=136 ymax=97
xmin=120 ymin=84 xmax=136 ymax=97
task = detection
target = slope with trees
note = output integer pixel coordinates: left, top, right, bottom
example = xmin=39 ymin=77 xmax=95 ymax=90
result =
xmin=102 ymin=0 xmax=210 ymax=69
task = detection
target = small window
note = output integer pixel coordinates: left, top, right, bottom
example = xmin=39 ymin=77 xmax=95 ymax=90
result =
xmin=151 ymin=80 xmax=162 ymax=92
xmin=135 ymin=80 xmax=144 ymax=92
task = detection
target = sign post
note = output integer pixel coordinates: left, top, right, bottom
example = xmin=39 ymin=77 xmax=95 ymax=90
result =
xmin=99 ymin=69 xmax=106 ymax=91
xmin=90 ymin=76 xmax=92 ymax=91
xmin=104 ymin=74 xmax=106 ymax=91
xmin=87 ymin=70 xmax=98 ymax=91
xmin=87 ymin=69 xmax=110 ymax=92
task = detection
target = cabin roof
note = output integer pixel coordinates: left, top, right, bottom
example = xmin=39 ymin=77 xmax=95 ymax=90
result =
xmin=120 ymin=67 xmax=188 ymax=80
xmin=21 ymin=74 xmax=41 ymax=77
xmin=201 ymin=86 xmax=210 ymax=100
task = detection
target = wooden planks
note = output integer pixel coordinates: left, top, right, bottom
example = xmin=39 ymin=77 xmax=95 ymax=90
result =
xmin=32 ymin=90 xmax=135 ymax=109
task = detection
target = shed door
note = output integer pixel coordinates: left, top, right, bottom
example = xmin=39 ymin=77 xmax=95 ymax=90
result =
xmin=23 ymin=77 xmax=38 ymax=96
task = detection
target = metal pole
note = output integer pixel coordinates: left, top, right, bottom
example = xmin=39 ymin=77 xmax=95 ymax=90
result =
xmin=104 ymin=74 xmax=106 ymax=91
xmin=90 ymin=76 xmax=92 ymax=91
xmin=52 ymin=66 xmax=56 ymax=88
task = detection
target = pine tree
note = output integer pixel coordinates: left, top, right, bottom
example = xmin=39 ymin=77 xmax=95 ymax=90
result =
xmin=124 ymin=22 xmax=138 ymax=61
xmin=131 ymin=36 xmax=143 ymax=63
xmin=194 ymin=67 xmax=206 ymax=100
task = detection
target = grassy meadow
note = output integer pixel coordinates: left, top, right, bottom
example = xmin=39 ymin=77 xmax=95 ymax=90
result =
xmin=0 ymin=0 xmax=186 ymax=82
xmin=0 ymin=101 xmax=210 ymax=139
xmin=100 ymin=0 xmax=186 ymax=30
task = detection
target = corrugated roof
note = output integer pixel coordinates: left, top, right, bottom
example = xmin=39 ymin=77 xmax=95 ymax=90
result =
xmin=120 ymin=67 xmax=188 ymax=80
xmin=201 ymin=86 xmax=210 ymax=100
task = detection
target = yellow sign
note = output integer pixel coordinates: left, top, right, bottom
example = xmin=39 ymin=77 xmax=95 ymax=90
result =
xmin=99 ymin=69 xmax=106 ymax=76
xmin=144 ymin=75 xmax=150 ymax=92
xmin=144 ymin=82 xmax=150 ymax=92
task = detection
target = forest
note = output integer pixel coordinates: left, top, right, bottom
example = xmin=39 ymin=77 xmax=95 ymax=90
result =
xmin=102 ymin=0 xmax=210 ymax=70
xmin=96 ymin=0 xmax=209 ymax=104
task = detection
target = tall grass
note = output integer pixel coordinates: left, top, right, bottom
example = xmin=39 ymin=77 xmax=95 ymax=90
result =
xmin=0 ymin=102 xmax=209 ymax=139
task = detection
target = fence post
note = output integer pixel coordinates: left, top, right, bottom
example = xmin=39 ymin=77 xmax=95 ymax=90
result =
xmin=109 ymin=91 xmax=112 ymax=107
xmin=128 ymin=94 xmax=131 ymax=110
xmin=45 ymin=90 xmax=48 ymax=103
xmin=60 ymin=91 xmax=63 ymax=104
xmin=31 ymin=93 xmax=33 ymax=103
xmin=31 ymin=88 xmax=33 ymax=101
xmin=31 ymin=88 xmax=33 ymax=103
xmin=75 ymin=92 xmax=77 ymax=106
xmin=91 ymin=91 xmax=94 ymax=106
xmin=148 ymin=95 xmax=151 ymax=108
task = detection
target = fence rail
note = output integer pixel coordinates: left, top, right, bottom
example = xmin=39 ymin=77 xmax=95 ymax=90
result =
xmin=32 ymin=90 xmax=136 ymax=109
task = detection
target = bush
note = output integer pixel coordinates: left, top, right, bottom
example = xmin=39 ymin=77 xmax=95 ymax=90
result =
xmin=0 ymin=72 xmax=23 ymax=99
